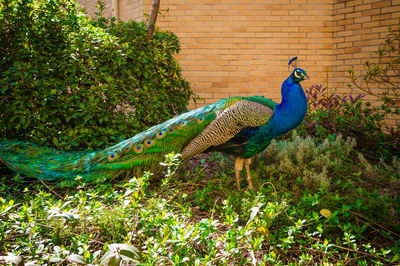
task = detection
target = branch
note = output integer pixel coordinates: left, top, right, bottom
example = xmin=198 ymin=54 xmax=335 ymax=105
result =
xmin=374 ymin=74 xmax=398 ymax=89
xmin=351 ymin=81 xmax=379 ymax=98
xmin=350 ymin=210 xmax=400 ymax=239
xmin=35 ymin=177 xmax=65 ymax=200
xmin=147 ymin=0 xmax=160 ymax=39
xmin=302 ymin=235 xmax=389 ymax=261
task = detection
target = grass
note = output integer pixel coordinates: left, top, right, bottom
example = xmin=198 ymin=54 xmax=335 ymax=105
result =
xmin=0 ymin=132 xmax=399 ymax=265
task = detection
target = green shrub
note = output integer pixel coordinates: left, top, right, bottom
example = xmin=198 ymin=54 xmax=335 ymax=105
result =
xmin=297 ymin=85 xmax=399 ymax=160
xmin=0 ymin=0 xmax=192 ymax=150
xmin=257 ymin=131 xmax=357 ymax=190
xmin=346 ymin=26 xmax=400 ymax=159
xmin=297 ymin=28 xmax=400 ymax=161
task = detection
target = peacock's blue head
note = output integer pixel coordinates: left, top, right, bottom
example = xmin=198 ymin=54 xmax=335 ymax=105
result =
xmin=291 ymin=68 xmax=309 ymax=83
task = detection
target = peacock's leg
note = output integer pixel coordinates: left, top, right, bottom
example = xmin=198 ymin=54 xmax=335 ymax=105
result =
xmin=234 ymin=157 xmax=244 ymax=190
xmin=244 ymin=158 xmax=253 ymax=189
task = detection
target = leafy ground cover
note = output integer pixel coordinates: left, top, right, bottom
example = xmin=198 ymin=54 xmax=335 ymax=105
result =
xmin=1 ymin=132 xmax=399 ymax=265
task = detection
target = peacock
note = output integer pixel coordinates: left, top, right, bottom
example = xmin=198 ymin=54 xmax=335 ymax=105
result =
xmin=0 ymin=58 xmax=308 ymax=189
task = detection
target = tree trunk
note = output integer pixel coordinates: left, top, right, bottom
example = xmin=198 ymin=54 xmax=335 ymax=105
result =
xmin=147 ymin=0 xmax=160 ymax=39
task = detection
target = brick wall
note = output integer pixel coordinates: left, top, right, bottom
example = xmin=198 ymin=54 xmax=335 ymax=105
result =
xmin=79 ymin=0 xmax=113 ymax=17
xmin=77 ymin=0 xmax=400 ymax=120
xmin=332 ymin=0 xmax=400 ymax=126
xmin=119 ymin=0 xmax=144 ymax=21
xmin=152 ymin=0 xmax=335 ymax=109
xmin=333 ymin=0 xmax=400 ymax=93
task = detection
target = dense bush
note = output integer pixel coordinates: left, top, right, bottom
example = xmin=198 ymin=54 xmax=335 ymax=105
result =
xmin=0 ymin=0 xmax=192 ymax=150
xmin=259 ymin=132 xmax=357 ymax=189
xmin=297 ymin=85 xmax=400 ymax=160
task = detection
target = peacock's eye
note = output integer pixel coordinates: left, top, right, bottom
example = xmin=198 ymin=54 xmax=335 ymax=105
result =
xmin=108 ymin=153 xmax=118 ymax=161
xmin=144 ymin=139 xmax=155 ymax=147
xmin=134 ymin=144 xmax=144 ymax=153
xmin=156 ymin=130 xmax=166 ymax=139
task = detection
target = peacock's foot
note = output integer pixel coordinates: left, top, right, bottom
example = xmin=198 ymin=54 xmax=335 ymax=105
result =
xmin=235 ymin=157 xmax=244 ymax=190
xmin=244 ymin=158 xmax=253 ymax=189
xmin=235 ymin=157 xmax=254 ymax=190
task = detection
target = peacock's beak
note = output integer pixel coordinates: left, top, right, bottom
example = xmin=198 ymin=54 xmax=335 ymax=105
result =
xmin=304 ymin=73 xmax=310 ymax=80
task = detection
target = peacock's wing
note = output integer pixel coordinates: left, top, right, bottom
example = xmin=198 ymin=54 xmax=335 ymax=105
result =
xmin=181 ymin=99 xmax=274 ymax=158
xmin=204 ymin=96 xmax=278 ymax=156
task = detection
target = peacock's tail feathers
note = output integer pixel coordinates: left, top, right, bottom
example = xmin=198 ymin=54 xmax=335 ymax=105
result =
xmin=0 ymin=96 xmax=251 ymax=181
xmin=0 ymin=141 xmax=91 ymax=181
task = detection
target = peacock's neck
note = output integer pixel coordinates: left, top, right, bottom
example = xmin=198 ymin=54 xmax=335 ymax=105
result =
xmin=268 ymin=77 xmax=307 ymax=137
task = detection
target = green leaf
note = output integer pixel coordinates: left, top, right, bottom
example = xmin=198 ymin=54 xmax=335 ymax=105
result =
xmin=391 ymin=254 xmax=399 ymax=263
xmin=100 ymin=251 xmax=121 ymax=266
xmin=0 ymin=253 xmax=23 ymax=266
xmin=49 ymin=256 xmax=62 ymax=263
xmin=247 ymin=206 xmax=260 ymax=226
xmin=67 ymin=254 xmax=87 ymax=265
xmin=100 ymin=244 xmax=141 ymax=265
